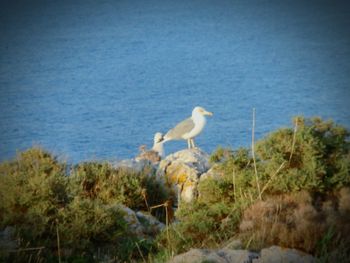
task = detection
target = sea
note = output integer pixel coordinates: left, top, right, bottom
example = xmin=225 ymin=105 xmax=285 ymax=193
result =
xmin=1 ymin=0 xmax=349 ymax=163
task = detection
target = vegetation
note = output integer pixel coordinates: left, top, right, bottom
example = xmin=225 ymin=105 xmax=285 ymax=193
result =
xmin=0 ymin=149 xmax=173 ymax=262
xmin=0 ymin=116 xmax=349 ymax=262
xmin=157 ymin=116 xmax=350 ymax=261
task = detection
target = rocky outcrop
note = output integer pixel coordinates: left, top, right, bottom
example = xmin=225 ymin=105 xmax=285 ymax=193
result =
xmin=157 ymin=148 xmax=211 ymax=204
xmin=168 ymin=246 xmax=315 ymax=263
xmin=112 ymin=148 xmax=212 ymax=205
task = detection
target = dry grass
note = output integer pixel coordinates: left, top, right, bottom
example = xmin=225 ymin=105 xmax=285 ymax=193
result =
xmin=238 ymin=188 xmax=350 ymax=258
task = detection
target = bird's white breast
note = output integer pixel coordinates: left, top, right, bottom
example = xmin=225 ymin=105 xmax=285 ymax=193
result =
xmin=182 ymin=114 xmax=206 ymax=139
xmin=152 ymin=142 xmax=165 ymax=158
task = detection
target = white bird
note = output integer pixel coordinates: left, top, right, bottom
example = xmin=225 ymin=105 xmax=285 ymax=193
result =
xmin=162 ymin=106 xmax=213 ymax=149
xmin=152 ymin=132 xmax=165 ymax=158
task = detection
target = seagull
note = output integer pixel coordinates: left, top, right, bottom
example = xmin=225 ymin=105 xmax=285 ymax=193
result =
xmin=151 ymin=132 xmax=165 ymax=158
xmin=162 ymin=106 xmax=213 ymax=149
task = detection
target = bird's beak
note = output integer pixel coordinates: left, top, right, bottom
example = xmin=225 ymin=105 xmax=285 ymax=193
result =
xmin=204 ymin=111 xmax=213 ymax=116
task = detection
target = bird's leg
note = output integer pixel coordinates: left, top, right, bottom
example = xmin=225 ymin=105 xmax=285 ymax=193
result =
xmin=187 ymin=139 xmax=192 ymax=149
xmin=190 ymin=138 xmax=196 ymax=148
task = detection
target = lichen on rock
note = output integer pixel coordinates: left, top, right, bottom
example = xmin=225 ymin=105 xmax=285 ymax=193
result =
xmin=157 ymin=148 xmax=211 ymax=204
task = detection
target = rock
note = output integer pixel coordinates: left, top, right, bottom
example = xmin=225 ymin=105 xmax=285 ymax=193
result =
xmin=117 ymin=205 xmax=144 ymax=236
xmin=199 ymin=164 xmax=223 ymax=182
xmin=136 ymin=150 xmax=162 ymax=164
xmin=168 ymin=248 xmax=258 ymax=263
xmin=223 ymin=239 xmax=243 ymax=250
xmin=157 ymin=148 xmax=211 ymax=204
xmin=168 ymin=246 xmax=315 ymax=263
xmin=112 ymin=158 xmax=155 ymax=173
xmin=136 ymin=211 xmax=165 ymax=236
xmin=252 ymin=246 xmax=316 ymax=263
xmin=0 ymin=226 xmax=18 ymax=251
xmin=218 ymin=249 xmax=259 ymax=263
xmin=180 ymin=181 xmax=198 ymax=203
xmin=168 ymin=248 xmax=223 ymax=263
xmin=115 ymin=205 xmax=165 ymax=238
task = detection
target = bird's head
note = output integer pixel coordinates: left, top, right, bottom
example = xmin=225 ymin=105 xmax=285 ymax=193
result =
xmin=193 ymin=106 xmax=213 ymax=117
xmin=153 ymin=132 xmax=164 ymax=143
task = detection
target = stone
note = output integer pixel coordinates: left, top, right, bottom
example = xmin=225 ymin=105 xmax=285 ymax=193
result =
xmin=162 ymin=148 xmax=211 ymax=174
xmin=168 ymin=248 xmax=223 ymax=263
xmin=114 ymin=205 xmax=165 ymax=238
xmin=116 ymin=205 xmax=144 ymax=236
xmin=252 ymin=246 xmax=316 ymax=263
xmin=199 ymin=164 xmax=223 ymax=181
xmin=180 ymin=181 xmax=198 ymax=203
xmin=136 ymin=211 xmax=165 ymax=235
xmin=217 ymin=249 xmax=259 ymax=263
xmin=168 ymin=248 xmax=258 ymax=263
xmin=0 ymin=226 xmax=17 ymax=251
xmin=136 ymin=150 xmax=162 ymax=164
xmin=111 ymin=158 xmax=159 ymax=177
xmin=223 ymin=239 xmax=243 ymax=250
xmin=157 ymin=148 xmax=211 ymax=204
xmin=167 ymin=246 xmax=315 ymax=263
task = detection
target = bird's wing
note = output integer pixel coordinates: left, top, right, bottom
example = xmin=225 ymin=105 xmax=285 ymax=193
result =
xmin=165 ymin=117 xmax=195 ymax=140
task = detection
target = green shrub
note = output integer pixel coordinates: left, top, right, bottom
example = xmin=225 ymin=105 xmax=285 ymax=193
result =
xmin=68 ymin=162 xmax=173 ymax=221
xmin=0 ymin=148 xmax=172 ymax=262
xmin=256 ymin=116 xmax=350 ymax=193
xmin=57 ymin=197 xmax=134 ymax=261
xmin=0 ymin=148 xmax=68 ymax=247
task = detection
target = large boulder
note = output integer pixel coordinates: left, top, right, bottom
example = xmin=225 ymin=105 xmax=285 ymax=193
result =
xmin=157 ymin=148 xmax=211 ymax=203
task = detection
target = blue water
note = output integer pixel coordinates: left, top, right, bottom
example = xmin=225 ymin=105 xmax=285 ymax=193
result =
xmin=1 ymin=0 xmax=350 ymax=163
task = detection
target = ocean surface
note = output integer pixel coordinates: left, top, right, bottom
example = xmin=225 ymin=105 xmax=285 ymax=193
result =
xmin=1 ymin=0 xmax=350 ymax=163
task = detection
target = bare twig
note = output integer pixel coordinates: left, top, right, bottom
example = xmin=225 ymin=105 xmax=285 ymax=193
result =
xmin=289 ymin=119 xmax=298 ymax=164
xmin=165 ymin=202 xmax=170 ymax=242
xmin=164 ymin=200 xmax=174 ymax=258
xmin=150 ymin=203 xmax=165 ymax=210
xmin=232 ymin=169 xmax=236 ymax=199
xmin=150 ymin=200 xmax=172 ymax=255
xmin=252 ymin=108 xmax=262 ymax=200
xmin=135 ymin=242 xmax=146 ymax=263
xmin=56 ymin=220 xmax=61 ymax=263
xmin=260 ymin=161 xmax=287 ymax=196
xmin=141 ymin=189 xmax=150 ymax=212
